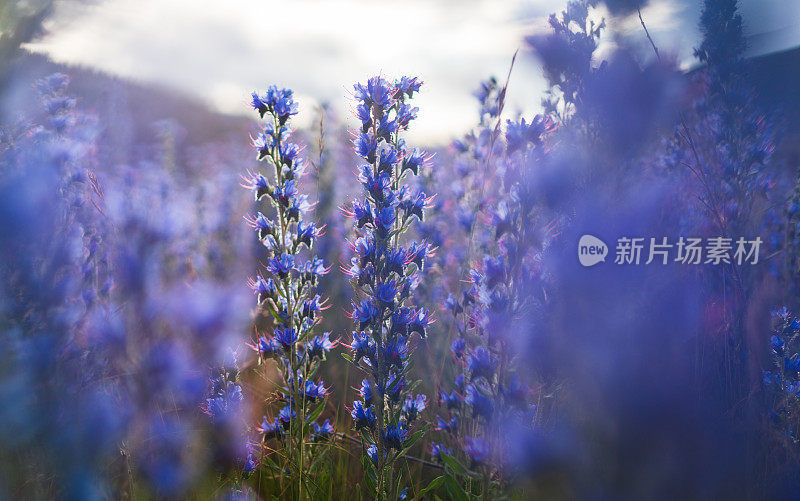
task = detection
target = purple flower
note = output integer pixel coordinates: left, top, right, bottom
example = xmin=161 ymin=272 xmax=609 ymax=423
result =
xmin=302 ymin=256 xmax=330 ymax=280
xmin=354 ymin=76 xmax=393 ymax=109
xmin=385 ymin=374 xmax=407 ymax=403
xmin=345 ymin=199 xmax=373 ymax=228
xmin=464 ymin=437 xmax=490 ymax=465
xmin=402 ymin=148 xmax=428 ymax=175
xmin=354 ymin=235 xmax=376 ymax=266
xmin=248 ymin=275 xmax=277 ymax=303
xmin=450 ymin=337 xmax=467 ymax=358
xmin=393 ymin=76 xmax=423 ymax=99
xmin=383 ymin=335 xmax=408 ymax=368
xmin=360 ymin=379 xmax=375 ymax=405
xmin=377 ymin=116 xmax=398 ymax=142
xmin=430 ymin=442 xmax=453 ymax=461
xmin=467 ymin=347 xmax=498 ymax=380
xmin=301 ymin=294 xmax=325 ymax=320
xmin=379 ymin=147 xmax=399 ymax=172
xmin=356 ymin=103 xmax=371 ymax=126
xmin=266 ymin=253 xmax=294 ymax=277
xmin=382 ymin=423 xmax=409 ymax=451
xmin=278 ymin=405 xmax=297 ymax=428
xmin=440 ymin=390 xmax=462 ymax=410
xmin=407 ymin=241 xmax=434 ymax=270
xmin=374 ymin=206 xmax=396 ymax=237
xmin=399 ymin=190 xmax=429 ymax=221
xmin=311 ymin=419 xmax=334 ymax=442
xmin=465 ymin=383 xmax=494 ymax=421
xmin=350 ymin=331 xmax=376 ymax=365
xmin=254 ymin=85 xmax=299 ymax=122
xmin=242 ymin=170 xmax=271 ymax=200
xmin=255 ymin=336 xmax=280 ymax=358
xmin=401 ymin=394 xmax=427 ymax=422
xmin=274 ymin=328 xmax=298 ymax=349
xmin=351 ymin=401 xmax=376 ymax=429
xmin=272 ymin=179 xmax=297 ymax=207
xmin=352 ymin=300 xmax=379 ymax=329
xmin=390 ymin=307 xmax=413 ymax=336
xmin=377 ymin=281 xmax=398 ymax=305
xmin=260 ymin=416 xmax=284 ymax=440
xmin=245 ymin=212 xmax=275 ymax=240
xmin=367 ymin=444 xmax=379 ymax=464
xmin=358 ymin=166 xmax=391 ymax=201
xmin=396 ymin=103 xmax=418 ymax=129
xmin=297 ymin=221 xmax=322 ymax=246
xmin=307 ymin=332 xmax=334 ymax=359
xmin=302 ymin=379 xmax=329 ymax=401
xmin=409 ymin=308 xmax=432 ymax=338
xmin=355 ymin=133 xmax=378 ymax=163
xmin=434 ymin=415 xmax=458 ymax=433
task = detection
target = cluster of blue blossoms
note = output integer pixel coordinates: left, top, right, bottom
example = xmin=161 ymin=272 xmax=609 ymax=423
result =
xmin=243 ymin=86 xmax=335 ymax=484
xmin=763 ymin=307 xmax=800 ymax=441
xmin=432 ymin=111 xmax=556 ymax=490
xmin=342 ymin=75 xmax=435 ymax=498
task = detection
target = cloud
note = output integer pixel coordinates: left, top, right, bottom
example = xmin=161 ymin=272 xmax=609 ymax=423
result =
xmin=26 ymin=0 xmax=553 ymax=144
xmin=25 ymin=0 xmax=793 ymax=144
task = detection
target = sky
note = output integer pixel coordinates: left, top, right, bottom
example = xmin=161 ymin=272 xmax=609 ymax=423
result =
xmin=24 ymin=0 xmax=800 ymax=145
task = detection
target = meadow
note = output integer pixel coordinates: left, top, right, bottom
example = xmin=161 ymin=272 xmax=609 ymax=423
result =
xmin=1 ymin=0 xmax=799 ymax=499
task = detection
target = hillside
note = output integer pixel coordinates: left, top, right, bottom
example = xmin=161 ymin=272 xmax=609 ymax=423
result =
xmin=0 ymin=51 xmax=255 ymax=170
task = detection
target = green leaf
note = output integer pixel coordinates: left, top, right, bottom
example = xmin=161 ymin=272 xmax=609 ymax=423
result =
xmin=306 ymin=401 xmax=326 ymax=423
xmin=420 ymin=475 xmax=445 ymax=495
xmin=360 ymin=454 xmax=377 ymax=490
xmin=394 ymin=467 xmax=404 ymax=499
xmin=341 ymin=352 xmax=354 ymax=363
xmin=440 ymin=453 xmax=471 ymax=478
xmin=444 ymin=473 xmax=470 ymax=501
xmin=398 ymin=426 xmax=428 ymax=458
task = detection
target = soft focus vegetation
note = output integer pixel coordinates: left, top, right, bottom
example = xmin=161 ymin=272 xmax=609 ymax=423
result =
xmin=1 ymin=0 xmax=799 ymax=499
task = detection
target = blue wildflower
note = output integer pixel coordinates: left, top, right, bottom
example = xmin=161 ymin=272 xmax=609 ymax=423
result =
xmin=467 ymin=347 xmax=498 ymax=380
xmin=255 ymin=336 xmax=280 ymax=358
xmin=350 ymin=331 xmax=376 ymax=365
xmin=464 ymin=437 xmax=490 ymax=465
xmin=260 ymin=416 xmax=284 ymax=440
xmin=440 ymin=390 xmax=462 ymax=410
xmin=351 ymin=401 xmax=377 ymax=429
xmin=354 ymin=76 xmax=393 ymax=109
xmin=273 ymin=328 xmax=298 ymax=349
xmin=307 ymin=332 xmax=334 ymax=359
xmin=266 ymin=253 xmax=294 ymax=277
xmin=352 ymin=300 xmax=379 ymax=329
xmin=377 ymin=280 xmax=398 ymax=305
xmin=430 ymin=442 xmax=453 ymax=461
xmin=465 ymin=383 xmax=494 ymax=421
xmin=401 ymin=394 xmax=427 ymax=422
xmin=383 ymin=335 xmax=408 ymax=368
xmin=302 ymin=380 xmax=329 ymax=401
xmin=450 ymin=337 xmax=467 ymax=358
xmin=434 ymin=415 xmax=459 ymax=433
xmin=360 ymin=379 xmax=376 ymax=405
xmin=311 ymin=419 xmax=334 ymax=442
xmin=382 ymin=423 xmax=408 ymax=451
xmin=278 ymin=405 xmax=297 ymax=429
